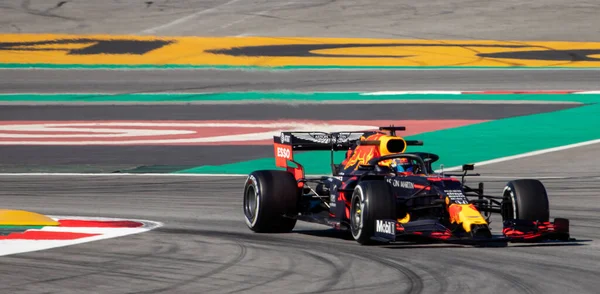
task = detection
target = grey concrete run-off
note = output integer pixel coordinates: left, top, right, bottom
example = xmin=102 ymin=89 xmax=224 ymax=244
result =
xmin=0 ymin=144 xmax=599 ymax=293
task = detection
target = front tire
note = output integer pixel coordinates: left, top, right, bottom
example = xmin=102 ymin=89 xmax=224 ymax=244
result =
xmin=350 ymin=181 xmax=396 ymax=245
xmin=501 ymin=179 xmax=550 ymax=222
xmin=243 ymin=170 xmax=299 ymax=233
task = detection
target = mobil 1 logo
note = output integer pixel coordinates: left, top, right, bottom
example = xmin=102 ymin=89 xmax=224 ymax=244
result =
xmin=375 ymin=219 xmax=396 ymax=241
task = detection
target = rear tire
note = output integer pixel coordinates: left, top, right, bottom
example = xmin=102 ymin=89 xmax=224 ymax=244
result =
xmin=243 ymin=170 xmax=299 ymax=233
xmin=350 ymin=181 xmax=396 ymax=245
xmin=501 ymin=179 xmax=550 ymax=222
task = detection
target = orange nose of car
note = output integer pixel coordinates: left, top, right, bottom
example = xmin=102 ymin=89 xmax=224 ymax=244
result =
xmin=448 ymin=203 xmax=488 ymax=233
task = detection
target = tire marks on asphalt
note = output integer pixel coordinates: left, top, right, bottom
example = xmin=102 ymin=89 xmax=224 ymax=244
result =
xmin=0 ymin=169 xmax=598 ymax=293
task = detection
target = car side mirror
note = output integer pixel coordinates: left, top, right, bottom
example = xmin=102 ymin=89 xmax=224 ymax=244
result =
xmin=462 ymin=164 xmax=475 ymax=171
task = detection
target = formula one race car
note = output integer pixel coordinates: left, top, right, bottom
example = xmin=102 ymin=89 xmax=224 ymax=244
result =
xmin=242 ymin=126 xmax=571 ymax=245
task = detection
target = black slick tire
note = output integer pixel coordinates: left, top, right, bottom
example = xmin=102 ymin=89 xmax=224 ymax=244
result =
xmin=501 ymin=179 xmax=550 ymax=222
xmin=349 ymin=181 xmax=396 ymax=245
xmin=243 ymin=170 xmax=299 ymax=233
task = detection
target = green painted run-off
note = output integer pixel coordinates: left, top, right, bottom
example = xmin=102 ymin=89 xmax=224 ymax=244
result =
xmin=176 ymin=102 xmax=600 ymax=174
xmin=165 ymin=93 xmax=599 ymax=175
xmin=0 ymin=92 xmax=597 ymax=103
xmin=0 ymin=226 xmax=44 ymax=236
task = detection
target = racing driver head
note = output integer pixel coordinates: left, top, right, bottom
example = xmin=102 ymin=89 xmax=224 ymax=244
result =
xmin=390 ymin=157 xmax=422 ymax=174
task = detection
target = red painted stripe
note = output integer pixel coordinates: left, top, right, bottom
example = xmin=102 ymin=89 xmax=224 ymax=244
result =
xmin=0 ymin=130 xmax=115 ymax=135
xmin=58 ymin=220 xmax=144 ymax=228
xmin=0 ymin=231 xmax=99 ymax=240
xmin=0 ymin=119 xmax=487 ymax=146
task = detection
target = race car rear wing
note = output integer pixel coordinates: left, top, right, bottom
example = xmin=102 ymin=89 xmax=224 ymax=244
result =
xmin=275 ymin=132 xmax=364 ymax=150
xmin=272 ymin=127 xmax=423 ymax=176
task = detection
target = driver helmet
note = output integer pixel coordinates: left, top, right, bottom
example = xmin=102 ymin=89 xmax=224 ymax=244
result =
xmin=390 ymin=158 xmax=414 ymax=173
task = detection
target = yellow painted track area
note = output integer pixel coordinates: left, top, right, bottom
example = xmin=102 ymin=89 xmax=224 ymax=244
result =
xmin=2 ymin=33 xmax=600 ymax=67
xmin=0 ymin=209 xmax=59 ymax=226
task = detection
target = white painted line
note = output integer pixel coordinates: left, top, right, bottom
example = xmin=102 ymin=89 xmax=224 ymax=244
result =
xmin=0 ymin=173 xmax=569 ymax=179
xmin=0 ymin=173 xmax=343 ymax=177
xmin=361 ymin=91 xmax=463 ymax=95
xmin=574 ymin=91 xmax=600 ymax=94
xmin=318 ymin=100 xmax=579 ymax=105
xmin=0 ymin=173 xmax=248 ymax=177
xmin=438 ymin=138 xmax=600 ymax=172
xmin=473 ymin=176 xmax=567 ymax=179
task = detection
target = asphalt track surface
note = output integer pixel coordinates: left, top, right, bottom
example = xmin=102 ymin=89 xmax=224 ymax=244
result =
xmin=2 ymin=0 xmax=599 ymax=41
xmin=2 ymin=69 xmax=600 ymax=93
xmin=2 ymin=0 xmax=600 ymax=293
xmin=1 ymin=144 xmax=600 ymax=293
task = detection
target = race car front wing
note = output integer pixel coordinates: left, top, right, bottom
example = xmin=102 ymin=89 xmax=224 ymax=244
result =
xmin=502 ymin=218 xmax=571 ymax=242
xmin=374 ymin=218 xmax=571 ymax=244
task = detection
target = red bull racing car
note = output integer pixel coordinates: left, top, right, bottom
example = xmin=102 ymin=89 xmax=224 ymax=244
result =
xmin=242 ymin=126 xmax=571 ymax=245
